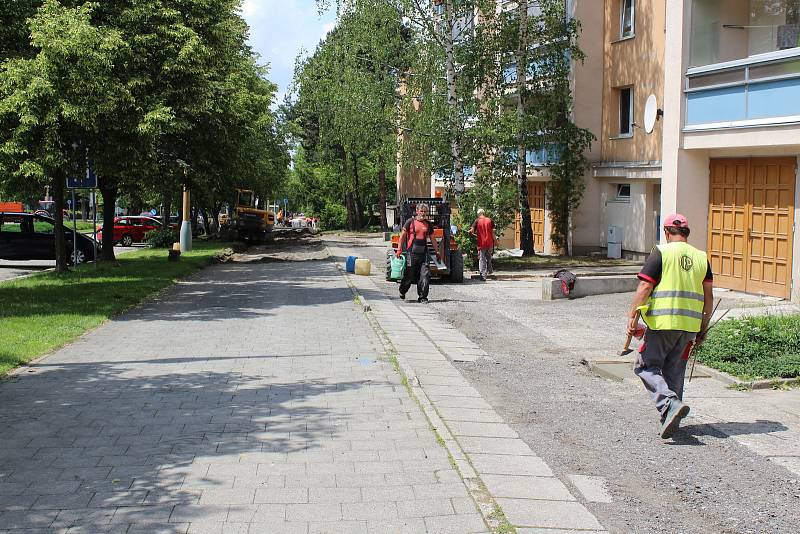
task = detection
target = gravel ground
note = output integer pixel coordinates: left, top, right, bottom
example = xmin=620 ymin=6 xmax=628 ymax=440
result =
xmin=325 ymin=234 xmax=800 ymax=534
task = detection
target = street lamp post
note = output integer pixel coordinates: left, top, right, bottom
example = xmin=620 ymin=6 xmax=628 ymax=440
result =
xmin=179 ymin=166 xmax=192 ymax=252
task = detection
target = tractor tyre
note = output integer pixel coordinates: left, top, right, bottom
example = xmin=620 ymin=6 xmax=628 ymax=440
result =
xmin=448 ymin=250 xmax=464 ymax=283
xmin=385 ymin=251 xmax=393 ymax=282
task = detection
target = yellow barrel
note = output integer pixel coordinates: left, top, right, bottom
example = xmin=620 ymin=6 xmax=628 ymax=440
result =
xmin=354 ymin=258 xmax=371 ymax=276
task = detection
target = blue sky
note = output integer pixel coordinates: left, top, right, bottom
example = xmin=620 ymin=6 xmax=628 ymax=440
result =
xmin=241 ymin=0 xmax=337 ymax=107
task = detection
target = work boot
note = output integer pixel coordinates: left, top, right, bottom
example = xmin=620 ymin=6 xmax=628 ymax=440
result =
xmin=399 ymin=292 xmax=406 ymax=300
xmin=418 ymin=297 xmax=429 ymax=303
xmin=659 ymin=400 xmax=690 ymax=439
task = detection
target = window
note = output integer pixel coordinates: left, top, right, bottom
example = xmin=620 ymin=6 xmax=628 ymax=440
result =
xmin=616 ymin=184 xmax=632 ymax=200
xmin=33 ymin=217 xmax=54 ymax=234
xmin=618 ymin=87 xmax=633 ymax=137
xmin=621 ymin=0 xmax=635 ymax=39
xmin=690 ymin=0 xmax=800 ymax=68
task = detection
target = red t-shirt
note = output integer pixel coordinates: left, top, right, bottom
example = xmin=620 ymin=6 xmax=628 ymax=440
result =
xmin=472 ymin=217 xmax=495 ymax=250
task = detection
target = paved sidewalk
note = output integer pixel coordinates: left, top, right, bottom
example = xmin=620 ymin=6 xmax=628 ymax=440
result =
xmin=326 ymin=241 xmax=607 ymax=533
xmin=0 ymin=259 xmax=487 ymax=533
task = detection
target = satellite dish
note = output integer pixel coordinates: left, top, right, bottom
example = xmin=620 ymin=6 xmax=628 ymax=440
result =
xmin=644 ymin=94 xmax=658 ymax=134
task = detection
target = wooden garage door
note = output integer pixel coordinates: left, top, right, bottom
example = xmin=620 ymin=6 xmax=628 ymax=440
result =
xmin=708 ymin=157 xmax=796 ymax=298
xmin=515 ymin=181 xmax=546 ymax=253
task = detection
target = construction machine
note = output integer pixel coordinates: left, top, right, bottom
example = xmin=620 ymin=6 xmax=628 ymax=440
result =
xmin=386 ymin=197 xmax=464 ymax=283
xmin=221 ymin=188 xmax=274 ymax=243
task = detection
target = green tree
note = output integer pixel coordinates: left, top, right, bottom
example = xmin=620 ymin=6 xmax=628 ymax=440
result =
xmin=0 ymin=0 xmax=129 ymax=271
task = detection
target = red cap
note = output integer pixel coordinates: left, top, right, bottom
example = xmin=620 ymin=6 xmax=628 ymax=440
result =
xmin=664 ymin=213 xmax=689 ymax=229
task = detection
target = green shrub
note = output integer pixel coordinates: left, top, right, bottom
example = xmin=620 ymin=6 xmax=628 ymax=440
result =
xmin=695 ymin=314 xmax=800 ymax=380
xmin=320 ymin=203 xmax=347 ymax=230
xmin=144 ymin=228 xmax=177 ymax=248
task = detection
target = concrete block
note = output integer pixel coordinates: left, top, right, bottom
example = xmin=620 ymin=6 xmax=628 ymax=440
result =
xmin=542 ymin=275 xmax=639 ymax=300
xmin=496 ymin=499 xmax=603 ymax=530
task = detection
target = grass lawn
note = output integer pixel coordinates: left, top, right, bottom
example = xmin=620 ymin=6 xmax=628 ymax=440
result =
xmin=0 ymin=241 xmax=230 ymax=376
xmin=492 ymin=254 xmax=640 ymax=271
xmin=696 ymin=314 xmax=800 ymax=381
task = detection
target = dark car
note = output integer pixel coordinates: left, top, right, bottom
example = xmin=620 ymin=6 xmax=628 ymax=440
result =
xmin=0 ymin=212 xmax=100 ymax=264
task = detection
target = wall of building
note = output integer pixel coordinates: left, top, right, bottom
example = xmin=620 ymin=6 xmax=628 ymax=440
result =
xmin=601 ymin=0 xmax=665 ymax=163
xmin=570 ymin=0 xmax=606 ymax=253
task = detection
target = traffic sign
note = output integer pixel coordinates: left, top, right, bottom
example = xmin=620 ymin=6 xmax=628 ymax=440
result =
xmin=150 ymin=208 xmax=158 ymax=216
xmin=67 ymin=160 xmax=98 ymax=189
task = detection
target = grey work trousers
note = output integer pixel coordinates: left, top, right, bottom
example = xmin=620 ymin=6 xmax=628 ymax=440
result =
xmin=634 ymin=329 xmax=696 ymax=418
xmin=399 ymin=252 xmax=430 ymax=299
xmin=478 ymin=248 xmax=493 ymax=278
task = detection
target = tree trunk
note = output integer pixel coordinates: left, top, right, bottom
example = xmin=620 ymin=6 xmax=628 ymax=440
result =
xmin=444 ymin=0 xmax=465 ymax=197
xmin=99 ymin=177 xmax=117 ymax=261
xmin=352 ymin=154 xmax=364 ymax=229
xmin=345 ymin=193 xmax=356 ymax=231
xmin=378 ymin=160 xmax=388 ymax=232
xmin=162 ymin=193 xmax=172 ymax=229
xmin=516 ymin=0 xmax=535 ymax=256
xmin=52 ymin=169 xmax=68 ymax=273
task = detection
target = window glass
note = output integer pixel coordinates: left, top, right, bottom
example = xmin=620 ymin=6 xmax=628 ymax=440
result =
xmin=616 ymin=184 xmax=632 ymax=200
xmin=0 ymin=216 xmax=25 ymax=233
xmin=117 ymin=219 xmax=128 ymax=226
xmin=621 ymin=0 xmax=634 ymax=38
xmin=130 ymin=218 xmax=144 ymax=226
xmin=33 ymin=218 xmax=54 ymax=234
xmin=690 ymin=0 xmax=800 ymax=68
xmin=619 ymin=87 xmax=633 ymax=136
xmin=686 ymin=68 xmax=746 ymax=89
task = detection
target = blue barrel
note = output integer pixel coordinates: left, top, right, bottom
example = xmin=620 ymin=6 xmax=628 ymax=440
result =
xmin=345 ymin=255 xmax=358 ymax=273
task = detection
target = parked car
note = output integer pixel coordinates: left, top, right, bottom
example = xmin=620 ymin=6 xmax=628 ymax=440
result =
xmin=97 ymin=216 xmax=172 ymax=246
xmin=0 ymin=212 xmax=100 ymax=264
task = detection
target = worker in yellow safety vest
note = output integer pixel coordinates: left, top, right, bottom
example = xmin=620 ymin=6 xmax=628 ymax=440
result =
xmin=627 ymin=213 xmax=714 ymax=439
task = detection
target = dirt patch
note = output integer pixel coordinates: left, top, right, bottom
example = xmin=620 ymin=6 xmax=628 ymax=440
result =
xmin=232 ymin=233 xmax=329 ymax=263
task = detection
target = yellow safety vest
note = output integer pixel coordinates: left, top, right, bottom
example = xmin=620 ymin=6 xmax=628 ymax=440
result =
xmin=641 ymin=242 xmax=708 ymax=332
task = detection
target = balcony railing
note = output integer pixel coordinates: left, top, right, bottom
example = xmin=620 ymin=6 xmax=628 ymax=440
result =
xmin=684 ymin=48 xmax=800 ymax=129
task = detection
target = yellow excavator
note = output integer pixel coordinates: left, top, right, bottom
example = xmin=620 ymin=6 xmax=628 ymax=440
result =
xmin=222 ymin=188 xmax=274 ymax=243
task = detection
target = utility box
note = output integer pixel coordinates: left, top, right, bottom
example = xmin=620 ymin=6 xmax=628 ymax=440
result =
xmin=607 ymin=225 xmax=623 ymax=259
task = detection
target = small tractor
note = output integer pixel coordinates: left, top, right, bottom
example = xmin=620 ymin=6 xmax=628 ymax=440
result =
xmin=221 ymin=188 xmax=274 ymax=243
xmin=386 ymin=197 xmax=464 ymax=283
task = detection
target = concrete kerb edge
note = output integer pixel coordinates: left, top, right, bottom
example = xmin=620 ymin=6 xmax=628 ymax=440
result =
xmin=327 ymin=250 xmax=511 ymax=533
xmin=585 ymin=357 xmax=799 ymax=391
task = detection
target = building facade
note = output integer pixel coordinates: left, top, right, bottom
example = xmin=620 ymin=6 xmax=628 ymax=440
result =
xmin=589 ymin=0 xmax=666 ymax=258
xmin=662 ymin=0 xmax=800 ymax=299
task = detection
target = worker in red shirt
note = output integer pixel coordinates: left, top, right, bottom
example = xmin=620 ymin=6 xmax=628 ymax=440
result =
xmin=469 ymin=209 xmax=496 ymax=281
xmin=396 ymin=203 xmax=441 ymax=303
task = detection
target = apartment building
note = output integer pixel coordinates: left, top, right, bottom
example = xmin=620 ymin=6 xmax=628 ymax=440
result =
xmin=662 ymin=0 xmax=800 ymax=299
xmin=589 ymin=0 xmax=666 ymax=258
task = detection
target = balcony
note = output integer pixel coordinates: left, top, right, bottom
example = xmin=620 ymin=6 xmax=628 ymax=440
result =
xmin=684 ymin=49 xmax=800 ymax=129
xmin=685 ymin=0 xmax=800 ymax=130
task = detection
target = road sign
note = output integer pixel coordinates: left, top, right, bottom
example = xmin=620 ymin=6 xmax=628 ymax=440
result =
xmin=67 ymin=160 xmax=98 ymax=189
xmin=150 ymin=208 xmax=158 ymax=216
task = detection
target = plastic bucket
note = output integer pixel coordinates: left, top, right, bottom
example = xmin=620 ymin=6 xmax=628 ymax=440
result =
xmin=355 ymin=258 xmax=371 ymax=276
xmin=389 ymin=255 xmax=406 ymax=281
xmin=345 ymin=255 xmax=358 ymax=273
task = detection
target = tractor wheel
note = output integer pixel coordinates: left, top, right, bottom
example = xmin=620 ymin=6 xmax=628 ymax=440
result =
xmin=385 ymin=251 xmax=393 ymax=282
xmin=448 ymin=250 xmax=464 ymax=283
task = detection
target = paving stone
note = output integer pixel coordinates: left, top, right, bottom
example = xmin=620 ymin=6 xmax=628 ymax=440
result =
xmin=482 ymin=475 xmax=575 ymax=501
xmin=496 ymin=498 xmax=604 ymax=530
xmin=423 ymin=513 xmax=487 ymax=533
xmin=458 ymin=437 xmax=535 ymax=456
xmin=286 ymin=502 xmax=342 ymax=522
xmin=396 ymin=499 xmax=454 ymax=518
xmin=469 ymin=454 xmax=554 ymax=477
xmin=307 ymin=520 xmax=368 ymax=534
xmin=566 ymin=475 xmax=613 ymax=504
xmin=341 ymin=501 xmax=398 ymax=520
xmin=447 ymin=421 xmax=519 ymax=438
xmin=253 ymin=488 xmax=308 ymax=504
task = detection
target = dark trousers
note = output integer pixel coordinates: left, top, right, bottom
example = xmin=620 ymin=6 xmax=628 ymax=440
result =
xmin=399 ymin=252 xmax=430 ymax=299
xmin=634 ymin=329 xmax=696 ymax=418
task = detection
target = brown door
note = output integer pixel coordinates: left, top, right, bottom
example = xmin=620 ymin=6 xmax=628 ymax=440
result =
xmin=708 ymin=157 xmax=796 ymax=298
xmin=514 ymin=182 xmax=546 ymax=253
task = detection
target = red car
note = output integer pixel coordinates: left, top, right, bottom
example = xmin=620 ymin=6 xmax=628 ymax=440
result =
xmin=98 ymin=216 xmax=168 ymax=246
